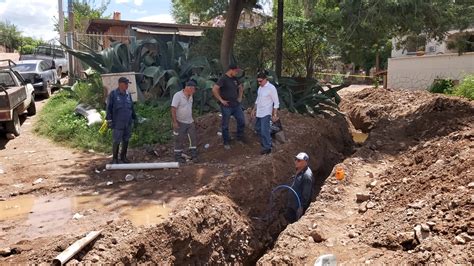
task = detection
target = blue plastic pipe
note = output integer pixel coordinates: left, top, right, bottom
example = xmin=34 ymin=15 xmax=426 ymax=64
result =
xmin=271 ymin=185 xmax=301 ymax=210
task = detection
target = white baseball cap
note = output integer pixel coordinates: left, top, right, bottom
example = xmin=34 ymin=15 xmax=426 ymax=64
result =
xmin=295 ymin=152 xmax=309 ymax=161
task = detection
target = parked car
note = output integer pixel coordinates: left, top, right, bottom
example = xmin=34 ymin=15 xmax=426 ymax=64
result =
xmin=13 ymin=60 xmax=58 ymax=98
xmin=0 ymin=60 xmax=36 ymax=137
xmin=19 ymin=45 xmax=68 ymax=77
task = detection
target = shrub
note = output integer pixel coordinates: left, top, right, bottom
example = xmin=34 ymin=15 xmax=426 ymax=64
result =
xmin=35 ymin=90 xmax=172 ymax=152
xmin=452 ymin=74 xmax=474 ymax=100
xmin=330 ymin=73 xmax=344 ymax=85
xmin=72 ymin=73 xmax=105 ymax=109
xmin=429 ymin=79 xmax=455 ymax=94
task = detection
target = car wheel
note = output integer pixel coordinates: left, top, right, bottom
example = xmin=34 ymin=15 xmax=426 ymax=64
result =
xmin=27 ymin=94 xmax=37 ymax=116
xmin=44 ymin=81 xmax=52 ymax=98
xmin=6 ymin=110 xmax=21 ymax=136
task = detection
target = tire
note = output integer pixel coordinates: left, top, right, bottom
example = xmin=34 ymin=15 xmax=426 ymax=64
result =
xmin=44 ymin=81 xmax=52 ymax=99
xmin=6 ymin=110 xmax=21 ymax=136
xmin=27 ymin=94 xmax=36 ymax=116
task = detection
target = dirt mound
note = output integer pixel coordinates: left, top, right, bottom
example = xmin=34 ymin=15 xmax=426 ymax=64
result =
xmin=4 ymin=109 xmax=354 ymax=264
xmin=259 ymin=89 xmax=473 ymax=264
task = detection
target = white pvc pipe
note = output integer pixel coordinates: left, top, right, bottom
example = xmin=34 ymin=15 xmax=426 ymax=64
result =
xmin=105 ymin=162 xmax=180 ymax=170
xmin=52 ymin=230 xmax=102 ymax=266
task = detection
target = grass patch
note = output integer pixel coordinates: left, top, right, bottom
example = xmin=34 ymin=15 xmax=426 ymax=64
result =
xmin=35 ymin=90 xmax=172 ymax=153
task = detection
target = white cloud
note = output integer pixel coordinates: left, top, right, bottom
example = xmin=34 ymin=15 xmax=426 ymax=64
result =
xmin=0 ymin=0 xmax=58 ymax=41
xmin=137 ymin=14 xmax=174 ymax=24
xmin=130 ymin=8 xmax=147 ymax=14
xmin=115 ymin=0 xmax=129 ymax=3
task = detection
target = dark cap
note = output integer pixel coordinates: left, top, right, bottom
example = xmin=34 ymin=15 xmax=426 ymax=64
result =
xmin=118 ymin=77 xmax=131 ymax=84
xmin=228 ymin=63 xmax=240 ymax=70
xmin=186 ymin=80 xmax=197 ymax=88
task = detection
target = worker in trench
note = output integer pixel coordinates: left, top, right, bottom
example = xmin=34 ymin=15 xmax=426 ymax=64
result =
xmin=285 ymin=152 xmax=314 ymax=223
xmin=106 ymin=77 xmax=137 ymax=164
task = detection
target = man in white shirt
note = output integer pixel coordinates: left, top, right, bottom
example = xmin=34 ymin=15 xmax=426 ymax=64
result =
xmin=171 ymin=80 xmax=198 ymax=163
xmin=251 ymin=72 xmax=280 ymax=155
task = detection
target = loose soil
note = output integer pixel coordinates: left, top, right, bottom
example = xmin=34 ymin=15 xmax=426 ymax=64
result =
xmin=1 ymin=87 xmax=472 ymax=264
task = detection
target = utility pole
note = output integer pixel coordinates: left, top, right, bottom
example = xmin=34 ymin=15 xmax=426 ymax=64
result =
xmin=67 ymin=0 xmax=74 ymax=85
xmin=58 ymin=0 xmax=65 ymax=44
xmin=275 ymin=0 xmax=283 ymax=78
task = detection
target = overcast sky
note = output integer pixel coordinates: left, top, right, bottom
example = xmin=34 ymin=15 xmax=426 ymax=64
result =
xmin=0 ymin=0 xmax=174 ymax=41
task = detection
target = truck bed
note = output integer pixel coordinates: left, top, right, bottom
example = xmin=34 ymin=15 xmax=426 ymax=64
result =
xmin=0 ymin=86 xmax=27 ymax=110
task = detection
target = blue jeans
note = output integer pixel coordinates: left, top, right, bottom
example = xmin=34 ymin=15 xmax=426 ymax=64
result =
xmin=255 ymin=115 xmax=271 ymax=151
xmin=221 ymin=104 xmax=245 ymax=145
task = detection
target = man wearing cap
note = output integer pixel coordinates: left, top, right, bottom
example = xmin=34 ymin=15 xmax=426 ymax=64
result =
xmin=251 ymin=72 xmax=280 ymax=155
xmin=171 ymin=80 xmax=198 ymax=163
xmin=286 ymin=152 xmax=314 ymax=223
xmin=212 ymin=63 xmax=245 ymax=150
xmin=106 ymin=77 xmax=137 ymax=164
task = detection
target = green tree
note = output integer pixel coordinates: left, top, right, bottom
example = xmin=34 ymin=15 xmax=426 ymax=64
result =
xmin=171 ymin=0 xmax=229 ymax=24
xmin=0 ymin=21 xmax=22 ymax=52
xmin=19 ymin=36 xmax=46 ymax=54
xmin=56 ymin=0 xmax=110 ymax=33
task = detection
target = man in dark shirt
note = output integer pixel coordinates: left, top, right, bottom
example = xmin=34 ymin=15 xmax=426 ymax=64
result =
xmin=106 ymin=77 xmax=137 ymax=164
xmin=212 ymin=63 xmax=245 ymax=150
xmin=285 ymin=152 xmax=314 ymax=223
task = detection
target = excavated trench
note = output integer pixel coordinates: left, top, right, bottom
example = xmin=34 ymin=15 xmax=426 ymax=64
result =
xmin=81 ymin=111 xmax=357 ymax=264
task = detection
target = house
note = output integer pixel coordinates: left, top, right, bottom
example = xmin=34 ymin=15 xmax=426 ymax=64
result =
xmin=197 ymin=9 xmax=270 ymax=29
xmin=387 ymin=28 xmax=474 ymax=90
xmin=84 ymin=12 xmax=212 ymax=50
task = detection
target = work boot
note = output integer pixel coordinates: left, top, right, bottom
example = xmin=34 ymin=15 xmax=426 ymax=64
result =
xmin=111 ymin=142 xmax=120 ymax=164
xmin=120 ymin=141 xmax=130 ymax=163
xmin=190 ymin=148 xmax=198 ymax=163
xmin=174 ymin=151 xmax=185 ymax=163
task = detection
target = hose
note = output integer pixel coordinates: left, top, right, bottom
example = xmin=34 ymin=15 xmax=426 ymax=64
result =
xmin=271 ymin=185 xmax=301 ymax=210
xmin=252 ymin=184 xmax=301 ymax=222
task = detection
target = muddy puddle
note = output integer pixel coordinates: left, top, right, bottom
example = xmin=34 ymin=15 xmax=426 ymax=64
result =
xmin=0 ymin=195 xmax=172 ymax=246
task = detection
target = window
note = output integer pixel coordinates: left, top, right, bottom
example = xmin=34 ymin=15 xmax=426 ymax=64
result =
xmin=405 ymin=35 xmax=427 ymax=54
xmin=13 ymin=64 xmax=36 ymax=72
xmin=0 ymin=72 xmax=16 ymax=87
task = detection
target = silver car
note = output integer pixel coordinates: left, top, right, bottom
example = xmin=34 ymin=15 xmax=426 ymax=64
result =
xmin=13 ymin=60 xmax=59 ymax=98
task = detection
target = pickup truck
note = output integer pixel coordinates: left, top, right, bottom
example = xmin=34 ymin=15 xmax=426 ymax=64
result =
xmin=19 ymin=45 xmax=68 ymax=77
xmin=0 ymin=60 xmax=36 ymax=137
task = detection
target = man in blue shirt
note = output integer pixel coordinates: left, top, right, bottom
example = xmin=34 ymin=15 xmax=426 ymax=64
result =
xmin=286 ymin=152 xmax=314 ymax=223
xmin=106 ymin=77 xmax=136 ymax=164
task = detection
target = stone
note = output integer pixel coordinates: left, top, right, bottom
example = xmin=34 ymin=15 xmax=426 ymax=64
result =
xmin=366 ymin=180 xmax=377 ymax=188
xmin=348 ymin=231 xmax=358 ymax=238
xmin=414 ymin=224 xmax=430 ymax=243
xmin=98 ymin=244 xmax=106 ymax=251
xmin=458 ymin=232 xmax=473 ymax=242
xmin=454 ymin=236 xmax=465 ymax=244
xmin=309 ymin=230 xmax=325 ymax=243
xmin=468 ymin=182 xmax=474 ymax=188
xmin=32 ymin=178 xmax=44 ymax=185
xmin=397 ymin=231 xmax=415 ymax=245
xmin=366 ymin=201 xmax=375 ymax=209
xmin=408 ymin=201 xmax=424 ymax=209
xmin=91 ymin=255 xmax=100 ymax=262
xmin=358 ymin=202 xmax=368 ymax=213
xmin=426 ymin=221 xmax=436 ymax=227
xmin=421 ymin=224 xmax=430 ymax=232
xmin=111 ymin=238 xmax=118 ymax=245
xmin=0 ymin=247 xmax=12 ymax=256
xmin=356 ymin=193 xmax=371 ymax=203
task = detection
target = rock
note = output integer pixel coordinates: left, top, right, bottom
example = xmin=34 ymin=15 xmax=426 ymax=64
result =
xmin=414 ymin=224 xmax=430 ymax=243
xmin=356 ymin=193 xmax=371 ymax=203
xmin=0 ymin=167 xmax=4 ymax=174
xmin=444 ymin=214 xmax=453 ymax=221
xmin=358 ymin=202 xmax=368 ymax=213
xmin=111 ymin=238 xmax=118 ymax=245
xmin=366 ymin=180 xmax=377 ymax=188
xmin=0 ymin=247 xmax=12 ymax=256
xmin=454 ymin=236 xmax=465 ymax=244
xmin=366 ymin=201 xmax=375 ymax=209
xmin=5 ymin=133 xmax=15 ymax=140
xmin=106 ymin=181 xmax=113 ymax=186
xmin=91 ymin=255 xmax=100 ymax=262
xmin=98 ymin=244 xmax=106 ymax=251
xmin=408 ymin=201 xmax=424 ymax=209
xmin=314 ymin=254 xmax=337 ymax=266
xmin=348 ymin=231 xmax=358 ymax=238
xmin=468 ymin=182 xmax=474 ymax=188
xmin=420 ymin=224 xmax=430 ymax=232
xmin=32 ymin=178 xmax=44 ymax=185
xmin=426 ymin=221 xmax=436 ymax=227
xmin=366 ymin=172 xmax=374 ymax=178
xmin=125 ymin=174 xmax=135 ymax=182
xmin=309 ymin=230 xmax=325 ymax=243
xmin=458 ymin=232 xmax=473 ymax=242
xmin=397 ymin=231 xmax=415 ymax=245
xmin=73 ymin=213 xmax=84 ymax=220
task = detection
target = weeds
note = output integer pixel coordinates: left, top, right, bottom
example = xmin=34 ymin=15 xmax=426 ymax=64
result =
xmin=452 ymin=74 xmax=474 ymax=100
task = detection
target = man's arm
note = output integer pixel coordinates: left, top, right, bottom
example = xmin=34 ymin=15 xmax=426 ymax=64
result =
xmin=301 ymin=174 xmax=314 ymax=210
xmin=237 ymin=84 xmax=243 ymax=103
xmin=212 ymin=84 xmax=229 ymax=106
xmin=271 ymin=86 xmax=280 ymax=120
xmin=106 ymin=91 xmax=114 ymax=122
xmin=171 ymin=106 xmax=178 ymax=130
